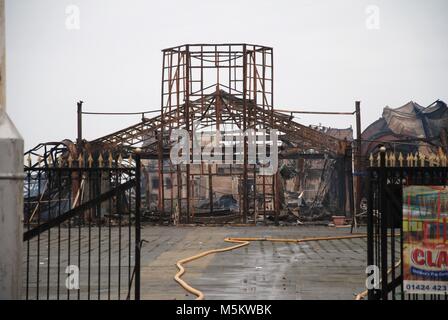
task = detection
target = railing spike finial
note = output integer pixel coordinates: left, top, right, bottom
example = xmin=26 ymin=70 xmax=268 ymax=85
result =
xmin=98 ymin=153 xmax=104 ymax=168
xmin=398 ymin=152 xmax=404 ymax=167
xmin=57 ymin=156 xmax=64 ymax=168
xmin=385 ymin=153 xmax=389 ymax=167
xmin=390 ymin=152 xmax=396 ymax=167
xmin=379 ymin=146 xmax=386 ymax=167
xmin=419 ymin=153 xmax=425 ymax=167
xmin=376 ymin=152 xmax=381 ymax=167
xmin=408 ymin=153 xmax=413 ymax=167
xmin=26 ymin=154 xmax=32 ymax=168
xmin=118 ymin=154 xmax=123 ymax=167
xmin=37 ymin=156 xmax=42 ymax=168
xmin=369 ymin=153 xmax=374 ymax=167
xmin=67 ymin=154 xmax=74 ymax=168
xmin=78 ymin=153 xmax=84 ymax=167
xmin=414 ymin=152 xmax=419 ymax=167
xmin=435 ymin=153 xmax=440 ymax=167
xmin=88 ymin=153 xmax=94 ymax=168
xmin=108 ymin=152 xmax=113 ymax=167
xmin=428 ymin=153 xmax=435 ymax=167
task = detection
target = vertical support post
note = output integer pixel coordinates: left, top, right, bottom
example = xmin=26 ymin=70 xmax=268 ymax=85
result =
xmin=158 ymin=52 xmax=166 ymax=222
xmin=354 ymin=101 xmax=362 ymax=228
xmin=253 ymin=164 xmax=257 ymax=221
xmin=346 ymin=145 xmax=354 ymax=217
xmin=366 ymin=160 xmax=374 ymax=300
xmin=379 ymin=146 xmax=388 ymax=300
xmin=0 ymin=0 xmax=3 ymax=121
xmin=72 ymin=101 xmax=83 ymax=223
xmin=157 ymin=149 xmax=164 ymax=222
xmin=185 ymin=46 xmax=191 ymax=224
xmin=270 ymin=48 xmax=276 ymax=226
xmin=274 ymin=172 xmax=280 ymax=226
xmin=340 ymin=154 xmax=347 ymax=213
xmin=134 ymin=150 xmax=141 ymax=300
xmin=208 ymin=165 xmax=213 ymax=215
xmin=0 ymin=0 xmax=23 ymax=299
xmin=242 ymin=44 xmax=248 ymax=223
xmin=341 ymin=150 xmax=349 ymax=213
xmin=77 ymin=100 xmax=83 ymax=147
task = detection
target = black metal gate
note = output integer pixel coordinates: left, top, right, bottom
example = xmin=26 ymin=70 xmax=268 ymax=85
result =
xmin=23 ymin=152 xmax=141 ymax=300
xmin=367 ymin=148 xmax=448 ymax=300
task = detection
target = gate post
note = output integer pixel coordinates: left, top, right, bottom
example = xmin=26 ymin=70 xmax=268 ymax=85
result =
xmin=0 ymin=0 xmax=24 ymax=299
xmin=366 ymin=157 xmax=374 ymax=300
xmin=134 ymin=149 xmax=141 ymax=300
xmin=379 ymin=146 xmax=388 ymax=300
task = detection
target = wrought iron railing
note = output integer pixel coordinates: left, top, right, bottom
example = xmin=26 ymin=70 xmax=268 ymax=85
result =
xmin=367 ymin=147 xmax=448 ymax=300
xmin=23 ymin=152 xmax=141 ymax=300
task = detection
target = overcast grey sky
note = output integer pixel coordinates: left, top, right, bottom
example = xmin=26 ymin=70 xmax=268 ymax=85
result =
xmin=5 ymin=0 xmax=448 ymax=150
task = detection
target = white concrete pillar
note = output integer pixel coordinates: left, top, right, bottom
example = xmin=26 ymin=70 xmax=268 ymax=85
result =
xmin=0 ymin=0 xmax=24 ymax=299
xmin=0 ymin=0 xmax=4 ymax=118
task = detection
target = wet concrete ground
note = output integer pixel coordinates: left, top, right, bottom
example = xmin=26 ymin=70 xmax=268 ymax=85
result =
xmin=23 ymin=225 xmax=368 ymax=300
xmin=139 ymin=225 xmax=367 ymax=300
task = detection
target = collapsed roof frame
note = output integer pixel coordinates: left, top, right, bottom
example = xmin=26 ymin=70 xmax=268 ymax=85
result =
xmin=154 ymin=44 xmax=351 ymax=223
xmin=24 ymin=44 xmax=358 ymax=225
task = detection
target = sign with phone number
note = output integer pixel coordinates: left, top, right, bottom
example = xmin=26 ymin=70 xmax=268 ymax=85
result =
xmin=404 ymin=281 xmax=448 ymax=294
xmin=403 ymin=186 xmax=448 ymax=295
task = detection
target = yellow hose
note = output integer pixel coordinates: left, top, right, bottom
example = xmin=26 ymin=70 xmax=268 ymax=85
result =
xmin=174 ymin=233 xmax=368 ymax=300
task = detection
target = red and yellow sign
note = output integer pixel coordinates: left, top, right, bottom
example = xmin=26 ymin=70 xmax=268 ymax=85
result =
xmin=403 ymin=186 xmax=448 ymax=294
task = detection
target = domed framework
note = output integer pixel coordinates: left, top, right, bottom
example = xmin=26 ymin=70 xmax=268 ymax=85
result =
xmin=159 ymin=44 xmax=275 ymax=223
